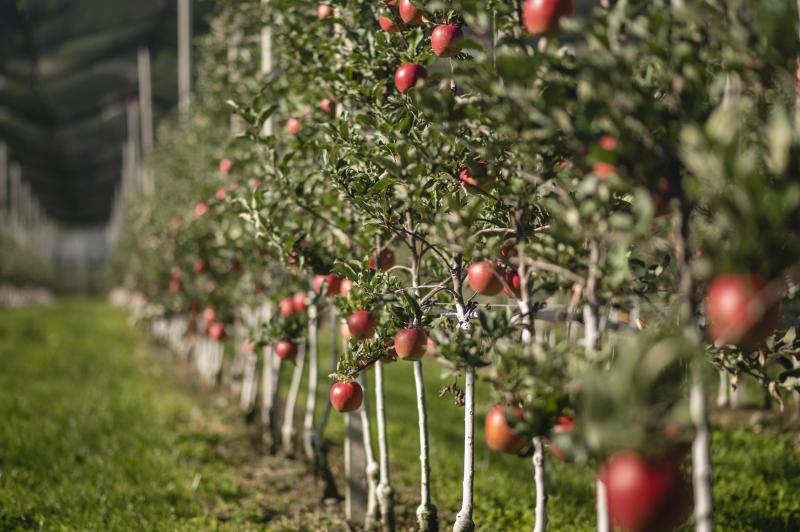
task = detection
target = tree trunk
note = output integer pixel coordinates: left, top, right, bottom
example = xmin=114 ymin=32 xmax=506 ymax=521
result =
xmin=303 ymin=302 xmax=319 ymax=461
xmin=691 ymin=362 xmax=714 ymax=532
xmin=595 ymin=477 xmax=610 ymax=532
xmin=453 ymin=364 xmax=475 ymax=532
xmin=374 ymin=360 xmax=396 ymax=531
xmin=532 ymin=437 xmax=547 ymax=532
xmin=359 ymin=372 xmax=380 ymax=528
xmin=282 ymin=343 xmax=305 ymax=456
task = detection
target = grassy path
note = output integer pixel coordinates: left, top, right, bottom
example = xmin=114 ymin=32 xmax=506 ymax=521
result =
xmin=1 ymin=300 xmax=800 ymax=530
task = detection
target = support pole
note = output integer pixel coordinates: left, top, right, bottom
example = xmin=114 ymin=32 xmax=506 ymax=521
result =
xmin=177 ymin=0 xmax=192 ymax=113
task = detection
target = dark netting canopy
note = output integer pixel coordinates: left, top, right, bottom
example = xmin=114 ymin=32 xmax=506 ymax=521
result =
xmin=0 ymin=0 xmax=211 ymax=225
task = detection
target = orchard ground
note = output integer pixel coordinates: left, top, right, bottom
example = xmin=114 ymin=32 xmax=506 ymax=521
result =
xmin=1 ymin=301 xmax=800 ymax=531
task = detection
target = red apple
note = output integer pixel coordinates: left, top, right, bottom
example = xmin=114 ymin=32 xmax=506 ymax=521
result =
xmin=548 ymin=415 xmax=574 ymax=462
xmin=602 ymin=452 xmax=690 ymax=532
xmin=193 ymin=258 xmax=208 ymax=274
xmin=316 ymin=3 xmax=333 ymax=19
xmin=320 ymin=98 xmax=336 ymax=115
xmin=203 ymin=307 xmax=216 ymax=324
xmin=394 ymin=327 xmax=428 ymax=361
xmin=500 ymin=242 xmax=518 ymax=259
xmin=425 ymin=336 xmax=436 ymax=357
xmin=467 ymin=261 xmax=504 ymax=296
xmin=275 ymin=340 xmax=298 ymax=360
xmin=592 ymin=161 xmax=617 ymax=178
xmin=208 ymin=322 xmax=227 ymax=341
xmin=523 ymin=0 xmax=575 ymax=35
xmin=600 ymin=135 xmax=618 ymax=151
xmin=292 ymin=291 xmax=308 ymax=314
xmin=219 ymin=158 xmax=232 ymax=174
xmin=194 ymin=202 xmax=209 ymax=218
xmin=706 ymin=273 xmax=779 ymax=348
xmin=459 ymin=160 xmax=493 ymax=190
xmin=279 ymin=297 xmax=295 ymax=318
xmin=347 ymin=310 xmax=377 ymax=340
xmin=368 ymin=248 xmax=396 ymax=271
xmin=379 ymin=14 xmax=401 ymax=32
xmin=394 ymin=63 xmax=428 ymax=93
xmin=313 ymin=273 xmax=342 ymax=296
xmin=431 ymin=24 xmax=463 ymax=57
xmin=169 ymin=278 xmax=182 ymax=294
xmin=286 ymin=118 xmax=302 ymax=135
xmin=484 ymin=405 xmax=528 ymax=454
xmin=398 ymin=0 xmax=423 ymax=25
xmin=214 ymin=188 xmax=226 ymax=201
xmin=330 ymin=381 xmax=363 ymax=412
xmin=503 ymin=270 xmax=521 ymax=298
xmin=339 ymin=278 xmax=354 ymax=298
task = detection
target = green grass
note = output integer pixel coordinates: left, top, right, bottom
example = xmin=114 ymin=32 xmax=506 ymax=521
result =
xmin=1 ymin=301 xmax=799 ymax=531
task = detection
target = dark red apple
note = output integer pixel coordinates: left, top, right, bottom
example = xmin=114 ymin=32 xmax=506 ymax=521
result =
xmin=313 ymin=273 xmax=342 ymax=296
xmin=193 ymin=258 xmax=208 ymax=274
xmin=602 ymin=452 xmax=690 ymax=532
xmin=194 ymin=202 xmax=209 ymax=218
xmin=394 ymin=328 xmax=428 ymax=361
xmin=275 ymin=340 xmax=298 ymax=360
xmin=485 ymin=405 xmax=528 ymax=454
xmin=467 ymin=261 xmax=504 ymax=296
xmin=523 ymin=0 xmax=575 ymax=35
xmin=368 ymin=248 xmax=396 ymax=271
xmin=330 ymin=381 xmax=363 ymax=412
xmin=219 ymin=158 xmax=232 ymax=174
xmin=279 ymin=297 xmax=295 ymax=318
xmin=347 ymin=310 xmax=377 ymax=340
xmin=394 ymin=63 xmax=428 ymax=93
xmin=316 ymin=3 xmax=332 ymax=19
xmin=706 ymin=273 xmax=779 ymax=348
xmin=320 ymin=98 xmax=336 ymax=115
xmin=431 ymin=24 xmax=463 ymax=57
xmin=208 ymin=322 xmax=227 ymax=341
xmin=286 ymin=118 xmax=302 ymax=135
xmin=398 ymin=0 xmax=423 ymax=25
xmin=292 ymin=291 xmax=307 ymax=314
xmin=502 ymin=270 xmax=521 ymax=298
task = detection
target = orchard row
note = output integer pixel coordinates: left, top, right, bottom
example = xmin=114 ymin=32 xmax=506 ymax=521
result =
xmin=111 ymin=1 xmax=800 ymax=531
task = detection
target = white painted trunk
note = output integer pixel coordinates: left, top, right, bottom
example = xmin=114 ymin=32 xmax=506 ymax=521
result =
xmin=691 ymin=362 xmax=714 ymax=532
xmin=374 ymin=360 xmax=396 ymax=531
xmin=716 ymin=370 xmax=729 ymax=408
xmin=532 ymin=437 xmax=547 ymax=532
xmin=595 ymin=477 xmax=610 ymax=532
xmin=452 ymin=365 xmax=475 ymax=532
xmin=303 ymin=304 xmax=319 ymax=461
xmin=359 ymin=372 xmax=380 ymax=528
xmin=282 ymin=343 xmax=305 ymax=455
xmin=414 ymin=360 xmax=437 ymax=531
